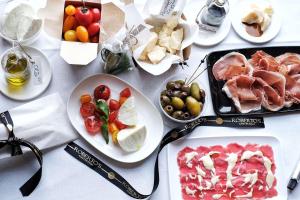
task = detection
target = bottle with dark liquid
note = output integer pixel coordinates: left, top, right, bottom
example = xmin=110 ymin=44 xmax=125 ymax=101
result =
xmin=201 ymin=0 xmax=229 ymax=26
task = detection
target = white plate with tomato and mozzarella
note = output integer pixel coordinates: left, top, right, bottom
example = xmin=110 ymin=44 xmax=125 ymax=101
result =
xmin=67 ymin=74 xmax=164 ymax=163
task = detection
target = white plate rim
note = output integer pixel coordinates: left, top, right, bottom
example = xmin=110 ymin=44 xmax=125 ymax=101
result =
xmin=67 ymin=73 xmax=164 ymax=163
xmin=0 ymin=46 xmax=52 ymax=101
xmin=167 ymin=135 xmax=287 ymax=200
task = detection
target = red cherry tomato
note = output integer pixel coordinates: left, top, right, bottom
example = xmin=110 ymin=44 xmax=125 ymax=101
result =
xmin=115 ymin=120 xmax=128 ymax=130
xmin=90 ymin=8 xmax=101 ymax=22
xmin=120 ymin=88 xmax=131 ymax=98
xmin=94 ymin=85 xmax=111 ymax=100
xmin=88 ymin=22 xmax=100 ymax=36
xmin=75 ymin=7 xmax=93 ymax=26
xmin=108 ymin=111 xmax=118 ymax=123
xmin=109 ymin=99 xmax=120 ymax=111
xmin=84 ymin=116 xmax=102 ymax=135
xmin=80 ymin=102 xmax=95 ymax=118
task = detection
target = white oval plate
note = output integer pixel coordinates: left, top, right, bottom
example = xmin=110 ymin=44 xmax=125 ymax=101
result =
xmin=0 ymin=46 xmax=52 ymax=101
xmin=231 ymin=0 xmax=281 ymax=44
xmin=184 ymin=0 xmax=231 ymax=46
xmin=67 ymin=74 xmax=164 ymax=163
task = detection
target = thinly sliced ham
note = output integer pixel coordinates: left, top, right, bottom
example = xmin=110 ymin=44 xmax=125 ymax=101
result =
xmin=250 ymin=51 xmax=280 ymax=72
xmin=212 ymin=52 xmax=253 ymax=81
xmin=253 ymin=70 xmax=286 ymax=111
xmin=276 ymin=53 xmax=300 ymax=105
xmin=222 ymin=75 xmax=262 ymax=113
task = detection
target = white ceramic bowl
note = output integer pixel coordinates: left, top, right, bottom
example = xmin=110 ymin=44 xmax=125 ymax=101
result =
xmin=158 ymin=74 xmax=206 ymax=124
xmin=0 ymin=2 xmax=43 ymax=45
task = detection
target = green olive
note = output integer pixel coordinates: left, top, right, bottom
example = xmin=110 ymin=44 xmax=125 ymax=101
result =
xmin=7 ymin=53 xmax=17 ymax=61
xmin=181 ymin=85 xmax=190 ymax=94
xmin=164 ymin=105 xmax=174 ymax=115
xmin=186 ymin=96 xmax=201 ymax=116
xmin=160 ymin=95 xmax=171 ymax=107
xmin=183 ymin=112 xmax=191 ymax=120
xmin=190 ymin=83 xmax=201 ymax=101
xmin=166 ymin=81 xmax=176 ymax=90
xmin=161 ymin=90 xmax=167 ymax=96
xmin=172 ymin=111 xmax=184 ymax=120
xmin=175 ymin=80 xmax=185 ymax=86
xmin=171 ymin=97 xmax=185 ymax=110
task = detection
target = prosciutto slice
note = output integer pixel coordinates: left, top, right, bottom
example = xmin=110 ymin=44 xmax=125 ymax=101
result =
xmin=212 ymin=52 xmax=253 ymax=81
xmin=250 ymin=51 xmax=280 ymax=72
xmin=222 ymin=75 xmax=262 ymax=113
xmin=276 ymin=53 xmax=300 ymax=105
xmin=253 ymin=70 xmax=286 ymax=111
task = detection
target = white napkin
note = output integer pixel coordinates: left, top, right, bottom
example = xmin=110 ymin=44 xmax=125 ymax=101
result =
xmin=0 ymin=93 xmax=78 ymax=160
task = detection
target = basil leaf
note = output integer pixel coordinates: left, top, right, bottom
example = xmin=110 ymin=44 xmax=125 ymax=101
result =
xmin=101 ymin=123 xmax=109 ymax=144
xmin=96 ymin=100 xmax=109 ymax=120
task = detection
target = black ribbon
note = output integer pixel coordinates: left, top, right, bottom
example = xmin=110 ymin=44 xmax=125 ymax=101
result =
xmin=65 ymin=115 xmax=264 ymax=199
xmin=0 ymin=111 xmax=43 ymax=196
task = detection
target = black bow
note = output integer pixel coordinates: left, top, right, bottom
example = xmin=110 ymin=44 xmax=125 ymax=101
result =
xmin=0 ymin=137 xmax=43 ymax=196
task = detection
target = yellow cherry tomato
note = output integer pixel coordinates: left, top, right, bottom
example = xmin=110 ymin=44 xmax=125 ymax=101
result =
xmin=80 ymin=94 xmax=92 ymax=104
xmin=63 ymin=15 xmax=76 ymax=33
xmin=65 ymin=5 xmax=76 ymax=16
xmin=64 ymin=30 xmax=77 ymax=41
xmin=76 ymin=26 xmax=89 ymax=43
xmin=108 ymin=123 xmax=119 ymax=144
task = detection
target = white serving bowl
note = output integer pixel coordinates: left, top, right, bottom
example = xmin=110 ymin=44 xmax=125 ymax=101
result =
xmin=0 ymin=2 xmax=43 ymax=45
xmin=158 ymin=74 xmax=206 ymax=124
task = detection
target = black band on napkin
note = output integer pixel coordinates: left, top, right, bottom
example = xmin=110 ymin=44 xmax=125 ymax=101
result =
xmin=65 ymin=115 xmax=264 ymax=199
xmin=0 ymin=111 xmax=23 ymax=156
xmin=0 ymin=111 xmax=43 ymax=196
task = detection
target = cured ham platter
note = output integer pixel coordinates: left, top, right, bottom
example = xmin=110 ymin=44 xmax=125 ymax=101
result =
xmin=168 ymin=136 xmax=286 ymax=200
xmin=207 ymin=46 xmax=300 ymax=116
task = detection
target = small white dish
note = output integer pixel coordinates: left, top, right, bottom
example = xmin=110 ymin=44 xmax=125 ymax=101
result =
xmin=67 ymin=74 xmax=164 ymax=163
xmin=158 ymin=74 xmax=206 ymax=124
xmin=0 ymin=46 xmax=52 ymax=101
xmin=0 ymin=1 xmax=43 ymax=45
xmin=231 ymin=0 xmax=281 ymax=44
xmin=168 ymin=135 xmax=287 ymax=200
xmin=184 ymin=0 xmax=231 ymax=46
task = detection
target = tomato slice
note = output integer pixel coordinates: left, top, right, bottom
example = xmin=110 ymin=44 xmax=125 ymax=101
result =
xmin=119 ymin=96 xmax=127 ymax=106
xmin=84 ymin=116 xmax=102 ymax=135
xmin=108 ymin=111 xmax=118 ymax=123
xmin=115 ymin=120 xmax=128 ymax=130
xmin=80 ymin=102 xmax=96 ymax=118
xmin=120 ymin=88 xmax=131 ymax=98
xmin=109 ymin=99 xmax=120 ymax=111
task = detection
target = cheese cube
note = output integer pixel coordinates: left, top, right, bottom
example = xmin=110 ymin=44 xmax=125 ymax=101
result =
xmin=169 ymin=28 xmax=184 ymax=50
xmin=139 ymin=32 xmax=158 ymax=61
xmin=147 ymin=45 xmax=166 ymax=64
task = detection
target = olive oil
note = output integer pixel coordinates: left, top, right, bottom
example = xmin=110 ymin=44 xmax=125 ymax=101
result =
xmin=2 ymin=51 xmax=30 ymax=86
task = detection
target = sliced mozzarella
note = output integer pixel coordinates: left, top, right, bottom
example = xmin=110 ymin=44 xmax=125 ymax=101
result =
xmin=117 ymin=125 xmax=147 ymax=152
xmin=118 ymin=97 xmax=137 ymax=126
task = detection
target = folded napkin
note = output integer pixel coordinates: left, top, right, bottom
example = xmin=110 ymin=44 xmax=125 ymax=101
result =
xmin=0 ymin=93 xmax=78 ymax=160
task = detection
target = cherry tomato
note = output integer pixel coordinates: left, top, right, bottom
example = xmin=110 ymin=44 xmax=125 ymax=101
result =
xmin=76 ymin=26 xmax=89 ymax=42
xmin=120 ymin=88 xmax=131 ymax=98
xmin=64 ymin=30 xmax=77 ymax=41
xmin=80 ymin=94 xmax=92 ymax=104
xmin=94 ymin=85 xmax=111 ymax=100
xmin=80 ymin=102 xmax=95 ymax=118
xmin=91 ymin=35 xmax=99 ymax=43
xmin=115 ymin=120 xmax=128 ymax=130
xmin=84 ymin=116 xmax=102 ymax=135
xmin=119 ymin=96 xmax=127 ymax=106
xmin=109 ymin=99 xmax=120 ymax=111
xmin=90 ymin=8 xmax=101 ymax=22
xmin=108 ymin=111 xmax=118 ymax=123
xmin=65 ymin=5 xmax=76 ymax=16
xmin=75 ymin=7 xmax=93 ymax=26
xmin=63 ymin=15 xmax=76 ymax=33
xmin=87 ymin=22 xmax=100 ymax=36
xmin=108 ymin=123 xmax=119 ymax=144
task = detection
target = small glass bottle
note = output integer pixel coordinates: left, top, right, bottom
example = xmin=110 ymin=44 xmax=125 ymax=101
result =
xmin=201 ymin=0 xmax=229 ymax=26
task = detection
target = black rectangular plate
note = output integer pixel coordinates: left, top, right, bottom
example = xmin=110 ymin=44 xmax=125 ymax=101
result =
xmin=207 ymin=46 xmax=300 ymax=117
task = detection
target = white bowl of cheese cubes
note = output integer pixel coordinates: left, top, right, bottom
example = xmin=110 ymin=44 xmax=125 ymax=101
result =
xmin=133 ymin=16 xmax=198 ymax=76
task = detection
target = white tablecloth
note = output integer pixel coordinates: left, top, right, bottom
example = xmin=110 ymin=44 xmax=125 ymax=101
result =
xmin=1 ymin=0 xmax=300 ymax=199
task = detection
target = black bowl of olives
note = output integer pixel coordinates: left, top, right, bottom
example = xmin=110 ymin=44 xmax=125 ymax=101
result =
xmin=159 ymin=77 xmax=206 ymax=123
